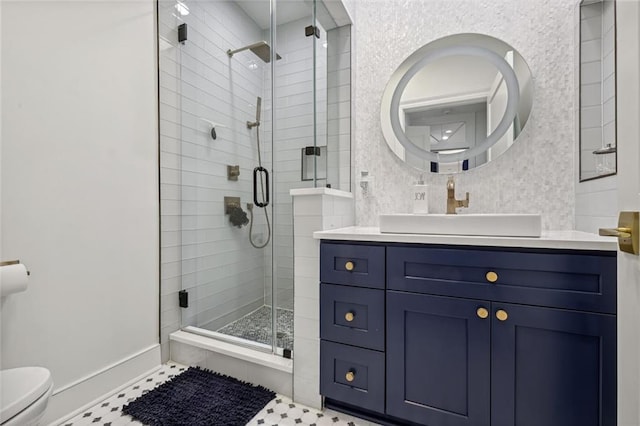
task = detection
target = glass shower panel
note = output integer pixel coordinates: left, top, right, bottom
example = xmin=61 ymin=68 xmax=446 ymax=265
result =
xmin=175 ymin=0 xmax=276 ymax=351
xmin=160 ymin=0 xmax=350 ymax=358
xmin=268 ymin=0 xmax=321 ymax=353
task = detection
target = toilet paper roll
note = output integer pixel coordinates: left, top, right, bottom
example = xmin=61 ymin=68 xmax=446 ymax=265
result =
xmin=0 ymin=263 xmax=29 ymax=297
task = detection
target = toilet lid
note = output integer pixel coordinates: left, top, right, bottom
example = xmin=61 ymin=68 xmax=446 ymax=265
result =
xmin=0 ymin=367 xmax=52 ymax=423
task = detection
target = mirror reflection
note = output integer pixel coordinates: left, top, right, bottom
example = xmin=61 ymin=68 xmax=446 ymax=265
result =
xmin=380 ymin=34 xmax=534 ymax=173
xmin=579 ymin=0 xmax=617 ymax=181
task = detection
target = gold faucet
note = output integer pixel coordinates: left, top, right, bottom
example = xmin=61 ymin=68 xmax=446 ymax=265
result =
xmin=446 ymin=176 xmax=469 ymax=214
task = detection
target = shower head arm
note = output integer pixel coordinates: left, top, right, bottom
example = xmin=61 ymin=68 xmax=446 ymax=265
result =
xmin=227 ymin=41 xmax=268 ymax=58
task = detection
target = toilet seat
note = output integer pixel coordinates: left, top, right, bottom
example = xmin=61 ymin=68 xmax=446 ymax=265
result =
xmin=0 ymin=367 xmax=53 ymax=425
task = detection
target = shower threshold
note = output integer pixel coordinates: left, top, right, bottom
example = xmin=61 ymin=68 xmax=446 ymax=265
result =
xmin=217 ymin=305 xmax=293 ymax=351
xmin=181 ymin=306 xmax=293 ymax=356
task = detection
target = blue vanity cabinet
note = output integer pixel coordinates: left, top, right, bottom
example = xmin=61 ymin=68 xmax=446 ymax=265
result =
xmin=319 ymin=242 xmax=387 ymax=415
xmin=319 ymin=241 xmax=617 ymax=426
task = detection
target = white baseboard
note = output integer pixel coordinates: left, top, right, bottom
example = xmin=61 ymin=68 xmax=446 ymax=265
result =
xmin=45 ymin=344 xmax=161 ymax=425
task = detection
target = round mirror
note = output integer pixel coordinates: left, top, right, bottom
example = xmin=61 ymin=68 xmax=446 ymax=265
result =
xmin=380 ymin=34 xmax=534 ymax=173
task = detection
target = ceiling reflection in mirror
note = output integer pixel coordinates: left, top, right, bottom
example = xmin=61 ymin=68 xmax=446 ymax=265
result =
xmin=380 ymin=34 xmax=534 ymax=173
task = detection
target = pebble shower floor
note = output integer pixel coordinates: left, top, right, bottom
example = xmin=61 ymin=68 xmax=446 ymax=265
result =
xmin=60 ymin=363 xmax=379 ymax=426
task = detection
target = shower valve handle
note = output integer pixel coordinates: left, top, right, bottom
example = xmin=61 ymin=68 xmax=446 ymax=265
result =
xmin=253 ymin=166 xmax=270 ymax=208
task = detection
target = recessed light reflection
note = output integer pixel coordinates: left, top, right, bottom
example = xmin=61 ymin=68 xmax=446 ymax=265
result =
xmin=445 ymin=130 xmax=452 ymax=134
xmin=442 ymin=136 xmax=449 ymax=140
xmin=174 ymin=1 xmax=189 ymax=16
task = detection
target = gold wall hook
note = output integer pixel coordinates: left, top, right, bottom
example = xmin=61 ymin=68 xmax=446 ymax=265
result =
xmin=599 ymin=211 xmax=639 ymax=255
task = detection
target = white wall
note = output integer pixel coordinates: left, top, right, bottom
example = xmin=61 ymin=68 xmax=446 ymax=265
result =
xmin=0 ymin=0 xmax=159 ymax=422
xmin=353 ymin=0 xmax=577 ymax=230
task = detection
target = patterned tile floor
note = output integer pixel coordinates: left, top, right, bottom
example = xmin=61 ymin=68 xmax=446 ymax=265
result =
xmin=216 ymin=306 xmax=294 ymax=351
xmin=60 ymin=363 xmax=376 ymax=426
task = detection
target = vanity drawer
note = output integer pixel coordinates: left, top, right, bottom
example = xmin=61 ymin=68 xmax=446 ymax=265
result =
xmin=320 ymin=340 xmax=385 ymax=414
xmin=320 ymin=243 xmax=385 ymax=289
xmin=320 ymin=284 xmax=385 ymax=351
xmin=387 ymin=245 xmax=617 ymax=314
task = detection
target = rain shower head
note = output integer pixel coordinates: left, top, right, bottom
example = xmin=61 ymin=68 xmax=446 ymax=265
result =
xmin=227 ymin=41 xmax=282 ymax=63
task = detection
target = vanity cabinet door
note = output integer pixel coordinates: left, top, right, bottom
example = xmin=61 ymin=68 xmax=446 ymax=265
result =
xmin=491 ymin=303 xmax=617 ymax=426
xmin=386 ymin=292 xmax=491 ymax=426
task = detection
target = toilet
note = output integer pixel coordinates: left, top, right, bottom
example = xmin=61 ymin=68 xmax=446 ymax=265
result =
xmin=0 ymin=263 xmax=53 ymax=425
xmin=0 ymin=367 xmax=53 ymax=426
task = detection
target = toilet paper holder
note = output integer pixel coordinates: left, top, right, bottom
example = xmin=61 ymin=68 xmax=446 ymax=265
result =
xmin=1 ymin=260 xmax=31 ymax=275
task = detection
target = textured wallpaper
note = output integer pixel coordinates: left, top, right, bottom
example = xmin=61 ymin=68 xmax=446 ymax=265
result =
xmin=352 ymin=0 xmax=577 ymax=230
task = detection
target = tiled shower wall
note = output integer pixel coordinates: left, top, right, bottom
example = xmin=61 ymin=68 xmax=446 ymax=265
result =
xmin=159 ymin=0 xmax=270 ymax=359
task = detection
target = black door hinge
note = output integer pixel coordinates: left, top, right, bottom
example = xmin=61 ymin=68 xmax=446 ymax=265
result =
xmin=178 ymin=23 xmax=188 ymax=44
xmin=179 ymin=290 xmax=189 ymax=308
xmin=305 ymin=25 xmax=320 ymax=38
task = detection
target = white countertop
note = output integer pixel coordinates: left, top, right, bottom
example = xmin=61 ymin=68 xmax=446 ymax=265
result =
xmin=313 ymin=226 xmax=617 ymax=251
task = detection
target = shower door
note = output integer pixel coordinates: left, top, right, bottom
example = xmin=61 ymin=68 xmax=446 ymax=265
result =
xmin=165 ymin=0 xmax=324 ymax=355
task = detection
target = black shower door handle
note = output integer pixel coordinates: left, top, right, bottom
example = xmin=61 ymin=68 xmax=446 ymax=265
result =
xmin=253 ymin=166 xmax=270 ymax=208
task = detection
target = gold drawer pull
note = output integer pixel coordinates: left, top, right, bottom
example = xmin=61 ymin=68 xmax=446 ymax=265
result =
xmin=345 ymin=371 xmax=355 ymax=382
xmin=496 ymin=309 xmax=508 ymax=321
xmin=345 ymin=311 xmax=355 ymax=322
xmin=476 ymin=307 xmax=489 ymax=319
xmin=486 ymin=271 xmax=498 ymax=283
xmin=345 ymin=261 xmax=355 ymax=271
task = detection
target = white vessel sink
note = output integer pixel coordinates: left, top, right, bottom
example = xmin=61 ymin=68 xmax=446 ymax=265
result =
xmin=379 ymin=214 xmax=542 ymax=237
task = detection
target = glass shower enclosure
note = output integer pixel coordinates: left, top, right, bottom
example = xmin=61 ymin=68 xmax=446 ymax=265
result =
xmin=158 ymin=0 xmax=352 ymax=357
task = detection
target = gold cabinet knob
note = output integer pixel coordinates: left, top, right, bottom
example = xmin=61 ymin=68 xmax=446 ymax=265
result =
xmin=486 ymin=271 xmax=498 ymax=283
xmin=476 ymin=307 xmax=489 ymax=319
xmin=345 ymin=371 xmax=355 ymax=382
xmin=496 ymin=309 xmax=508 ymax=321
xmin=345 ymin=311 xmax=355 ymax=322
xmin=345 ymin=261 xmax=355 ymax=271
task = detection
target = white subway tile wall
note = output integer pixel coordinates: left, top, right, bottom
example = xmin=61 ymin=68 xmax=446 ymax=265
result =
xmin=292 ymin=191 xmax=355 ymax=409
